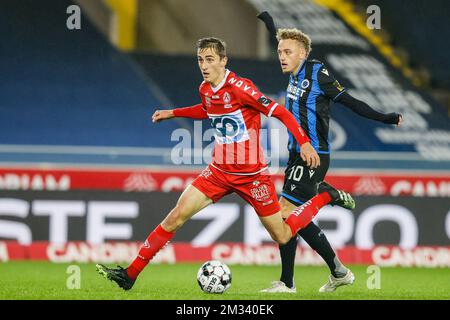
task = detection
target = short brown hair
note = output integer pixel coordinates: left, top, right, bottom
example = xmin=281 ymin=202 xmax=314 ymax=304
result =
xmin=276 ymin=28 xmax=311 ymax=54
xmin=196 ymin=37 xmax=227 ymax=59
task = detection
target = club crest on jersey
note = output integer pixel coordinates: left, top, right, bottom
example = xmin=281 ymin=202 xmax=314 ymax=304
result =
xmin=223 ymin=92 xmax=233 ymax=108
xmin=223 ymin=92 xmax=231 ymax=103
xmin=257 ymin=96 xmax=272 ymax=107
xmin=301 ymin=79 xmax=310 ymax=89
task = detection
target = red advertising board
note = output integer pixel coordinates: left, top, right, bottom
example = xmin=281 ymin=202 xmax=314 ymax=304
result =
xmin=1 ymin=241 xmax=449 ymax=267
xmin=0 ymin=167 xmax=449 ymax=197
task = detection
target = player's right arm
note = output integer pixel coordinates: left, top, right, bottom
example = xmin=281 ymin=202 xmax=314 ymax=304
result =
xmin=237 ymin=80 xmax=320 ymax=168
xmin=270 ymin=106 xmax=320 ymax=168
xmin=152 ymin=104 xmax=209 ymax=122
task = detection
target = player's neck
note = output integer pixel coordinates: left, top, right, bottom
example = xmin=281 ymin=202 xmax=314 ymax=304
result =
xmin=211 ymin=69 xmax=227 ymax=87
xmin=292 ymin=59 xmax=306 ymax=76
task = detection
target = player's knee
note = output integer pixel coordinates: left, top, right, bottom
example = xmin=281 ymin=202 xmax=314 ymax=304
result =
xmin=280 ymin=207 xmax=291 ymax=220
xmin=280 ymin=199 xmax=297 ymax=220
xmin=278 ymin=235 xmax=291 ymax=245
xmin=270 ymin=232 xmax=290 ymax=245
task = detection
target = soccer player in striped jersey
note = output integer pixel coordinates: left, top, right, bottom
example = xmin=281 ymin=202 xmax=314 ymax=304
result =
xmin=258 ymin=13 xmax=402 ymax=293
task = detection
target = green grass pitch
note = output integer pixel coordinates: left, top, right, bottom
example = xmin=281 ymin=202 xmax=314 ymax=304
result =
xmin=0 ymin=262 xmax=449 ymax=300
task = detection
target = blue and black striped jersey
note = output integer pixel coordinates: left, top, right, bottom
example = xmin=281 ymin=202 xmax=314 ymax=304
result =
xmin=285 ymin=59 xmax=346 ymax=153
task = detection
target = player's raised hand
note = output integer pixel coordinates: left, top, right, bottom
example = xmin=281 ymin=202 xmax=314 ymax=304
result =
xmin=152 ymin=109 xmax=174 ymax=123
xmin=397 ymin=114 xmax=403 ymax=127
xmin=300 ymin=142 xmax=320 ymax=169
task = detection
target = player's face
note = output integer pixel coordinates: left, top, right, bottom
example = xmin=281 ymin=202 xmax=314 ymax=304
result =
xmin=197 ymin=48 xmax=227 ymax=86
xmin=277 ymin=39 xmax=307 ymax=74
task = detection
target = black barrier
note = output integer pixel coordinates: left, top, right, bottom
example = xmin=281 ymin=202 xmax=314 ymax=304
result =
xmin=0 ymin=191 xmax=449 ymax=247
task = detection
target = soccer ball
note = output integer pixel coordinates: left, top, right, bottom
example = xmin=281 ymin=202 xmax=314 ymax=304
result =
xmin=197 ymin=260 xmax=232 ymax=294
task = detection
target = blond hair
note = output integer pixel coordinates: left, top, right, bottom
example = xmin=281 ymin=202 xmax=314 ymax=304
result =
xmin=276 ymin=28 xmax=311 ymax=54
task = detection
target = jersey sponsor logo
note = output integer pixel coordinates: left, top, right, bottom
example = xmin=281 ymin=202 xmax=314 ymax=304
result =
xmin=228 ymin=77 xmax=259 ymax=97
xmin=257 ymin=96 xmax=272 ymax=107
xmin=290 ymin=184 xmax=297 ymax=191
xmin=287 ymin=83 xmax=306 ymax=99
xmin=209 ymin=109 xmax=250 ymax=144
xmin=200 ymin=167 xmax=213 ymax=179
xmin=309 ymin=170 xmax=315 ymax=178
xmin=250 ymin=184 xmax=271 ymax=201
xmin=321 ymin=68 xmax=329 ymax=76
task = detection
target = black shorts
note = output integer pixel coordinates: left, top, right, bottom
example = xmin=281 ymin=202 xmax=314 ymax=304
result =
xmin=281 ymin=152 xmax=330 ymax=205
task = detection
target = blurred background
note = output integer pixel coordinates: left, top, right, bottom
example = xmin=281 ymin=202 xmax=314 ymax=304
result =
xmin=0 ymin=0 xmax=449 ymax=267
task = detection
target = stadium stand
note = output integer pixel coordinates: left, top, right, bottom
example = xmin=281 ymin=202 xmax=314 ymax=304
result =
xmin=0 ymin=0 xmax=449 ymax=170
xmin=357 ymin=0 xmax=450 ymax=90
xmin=0 ymin=0 xmax=185 ymax=165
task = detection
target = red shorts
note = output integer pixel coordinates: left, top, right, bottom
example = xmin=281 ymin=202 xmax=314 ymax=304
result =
xmin=191 ymin=165 xmax=280 ymax=217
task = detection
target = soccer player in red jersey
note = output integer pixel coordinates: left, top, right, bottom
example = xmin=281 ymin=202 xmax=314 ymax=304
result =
xmin=96 ymin=37 xmax=354 ymax=290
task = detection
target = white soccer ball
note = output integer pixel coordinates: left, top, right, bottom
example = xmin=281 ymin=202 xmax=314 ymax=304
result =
xmin=197 ymin=260 xmax=232 ymax=294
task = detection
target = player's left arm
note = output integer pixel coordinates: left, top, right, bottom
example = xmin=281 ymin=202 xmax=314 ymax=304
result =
xmin=317 ymin=65 xmax=402 ymax=126
xmin=257 ymin=11 xmax=278 ymax=47
xmin=335 ymin=92 xmax=402 ymax=126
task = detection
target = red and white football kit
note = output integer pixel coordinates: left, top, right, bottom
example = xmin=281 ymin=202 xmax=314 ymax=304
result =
xmin=173 ymin=69 xmax=310 ymax=217
xmin=125 ymin=70 xmax=334 ymax=280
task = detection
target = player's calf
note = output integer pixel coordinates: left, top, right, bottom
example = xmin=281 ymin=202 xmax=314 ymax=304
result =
xmin=284 ymin=191 xmax=331 ymax=236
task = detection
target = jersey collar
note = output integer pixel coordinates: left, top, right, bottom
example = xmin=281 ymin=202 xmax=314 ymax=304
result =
xmin=293 ymin=59 xmax=306 ymax=80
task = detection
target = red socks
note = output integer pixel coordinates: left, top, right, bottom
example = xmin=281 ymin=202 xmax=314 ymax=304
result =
xmin=126 ymin=193 xmax=331 ymax=279
xmin=285 ymin=192 xmax=331 ymax=236
xmin=127 ymin=224 xmax=175 ymax=280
